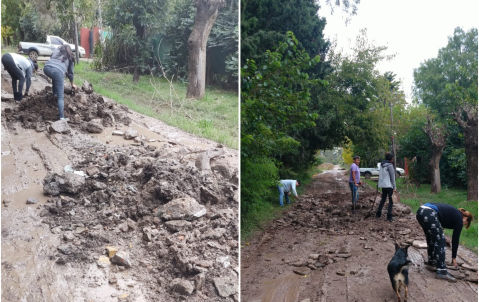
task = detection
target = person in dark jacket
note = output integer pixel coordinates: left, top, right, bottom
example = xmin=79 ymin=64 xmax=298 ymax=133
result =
xmin=1 ymin=53 xmax=38 ymax=101
xmin=43 ymin=44 xmax=77 ymax=120
xmin=376 ymin=153 xmax=397 ymax=222
xmin=417 ymin=203 xmax=474 ymax=282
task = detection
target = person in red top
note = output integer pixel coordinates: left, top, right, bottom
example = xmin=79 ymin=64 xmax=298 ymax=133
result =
xmin=416 ymin=203 xmax=474 ymax=282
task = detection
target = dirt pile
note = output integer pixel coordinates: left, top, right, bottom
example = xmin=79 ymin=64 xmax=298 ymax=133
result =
xmin=2 ymin=84 xmax=239 ymax=301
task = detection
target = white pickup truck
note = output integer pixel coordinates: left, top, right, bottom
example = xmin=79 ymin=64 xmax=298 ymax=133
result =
xmin=360 ymin=163 xmax=405 ymax=179
xmin=17 ymin=35 xmax=86 ymax=61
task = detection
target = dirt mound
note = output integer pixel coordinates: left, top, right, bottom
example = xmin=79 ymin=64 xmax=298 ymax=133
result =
xmin=2 ymin=83 xmax=239 ymax=301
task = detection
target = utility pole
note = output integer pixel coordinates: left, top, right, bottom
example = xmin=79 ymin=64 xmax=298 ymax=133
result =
xmin=73 ymin=1 xmax=79 ymax=64
xmin=390 ymin=102 xmax=396 ymax=169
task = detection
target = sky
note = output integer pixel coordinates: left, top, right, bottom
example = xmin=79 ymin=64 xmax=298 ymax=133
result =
xmin=322 ymin=0 xmax=479 ymax=102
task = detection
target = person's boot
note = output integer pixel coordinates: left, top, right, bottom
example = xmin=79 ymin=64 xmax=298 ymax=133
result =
xmin=435 ymin=272 xmax=457 ymax=282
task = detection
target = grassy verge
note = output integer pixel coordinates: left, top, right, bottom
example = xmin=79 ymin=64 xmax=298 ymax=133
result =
xmin=364 ymin=178 xmax=477 ymax=254
xmin=241 ymin=165 xmax=322 ymax=243
xmin=2 ymin=46 xmax=238 ymax=149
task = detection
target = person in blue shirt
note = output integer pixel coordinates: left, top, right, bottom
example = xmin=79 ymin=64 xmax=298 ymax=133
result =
xmin=277 ymin=180 xmax=300 ymax=206
xmin=1 ymin=53 xmax=38 ymax=101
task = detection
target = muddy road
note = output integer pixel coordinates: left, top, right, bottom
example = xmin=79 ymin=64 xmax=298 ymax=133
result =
xmin=2 ymin=68 xmax=239 ymax=301
xmin=241 ymin=167 xmax=478 ymax=302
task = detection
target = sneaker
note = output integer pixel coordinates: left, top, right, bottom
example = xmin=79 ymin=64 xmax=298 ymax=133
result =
xmin=435 ymin=272 xmax=457 ymax=283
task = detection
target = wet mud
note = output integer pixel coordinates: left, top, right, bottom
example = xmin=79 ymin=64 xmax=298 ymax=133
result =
xmin=2 ymin=68 xmax=239 ymax=301
xmin=241 ymin=167 xmax=478 ymax=302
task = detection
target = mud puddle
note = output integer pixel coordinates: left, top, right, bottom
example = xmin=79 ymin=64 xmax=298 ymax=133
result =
xmin=2 ymin=68 xmax=239 ymax=301
xmin=241 ymin=167 xmax=477 ymax=302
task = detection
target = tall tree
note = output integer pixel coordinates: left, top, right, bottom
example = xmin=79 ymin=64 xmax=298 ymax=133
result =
xmin=414 ymin=27 xmax=478 ymax=199
xmin=186 ymin=0 xmax=225 ymax=99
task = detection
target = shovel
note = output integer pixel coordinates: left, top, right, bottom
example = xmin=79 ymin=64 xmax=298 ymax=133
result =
xmin=364 ymin=184 xmax=380 ymax=219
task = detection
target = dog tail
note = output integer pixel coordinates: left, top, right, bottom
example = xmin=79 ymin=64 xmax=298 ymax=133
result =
xmin=399 ymin=260 xmax=413 ymax=273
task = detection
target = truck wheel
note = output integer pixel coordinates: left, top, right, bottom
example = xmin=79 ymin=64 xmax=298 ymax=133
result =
xmin=364 ymin=172 xmax=372 ymax=179
xmin=28 ymin=50 xmax=39 ymax=61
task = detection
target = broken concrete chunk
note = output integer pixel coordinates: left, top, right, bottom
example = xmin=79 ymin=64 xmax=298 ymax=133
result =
xmin=165 ymin=220 xmax=192 ymax=233
xmin=57 ymin=244 xmax=73 ymax=255
xmin=82 ymin=80 xmax=93 ymax=94
xmin=86 ymin=166 xmax=100 ymax=176
xmin=161 ymin=197 xmax=206 ymax=221
xmin=97 ymin=256 xmax=111 ymax=268
xmin=43 ymin=173 xmax=86 ymax=196
xmin=202 ymin=228 xmax=227 ymax=240
xmin=123 ymin=128 xmax=138 ymax=140
xmin=49 ymin=120 xmax=71 ymax=134
xmin=170 ymin=278 xmax=195 ymax=296
xmin=86 ymin=121 xmax=104 ymax=133
xmin=213 ymin=277 xmax=237 ymax=297
xmin=413 ymin=240 xmax=428 ymax=249
xmin=194 ymin=273 xmax=206 ymax=291
xmin=26 ymin=197 xmax=39 ymax=204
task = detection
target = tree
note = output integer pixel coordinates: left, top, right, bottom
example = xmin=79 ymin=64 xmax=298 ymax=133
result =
xmin=186 ymin=0 xmax=225 ymax=99
xmin=105 ymin=0 xmax=169 ymax=83
xmin=414 ymin=27 xmax=478 ymax=199
xmin=423 ymin=117 xmax=447 ymax=194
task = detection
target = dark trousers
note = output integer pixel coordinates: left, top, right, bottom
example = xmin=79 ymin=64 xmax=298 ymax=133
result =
xmin=2 ymin=54 xmax=25 ymax=100
xmin=43 ymin=65 xmax=65 ymax=119
xmin=375 ymin=187 xmax=393 ymax=220
xmin=416 ymin=207 xmax=447 ymax=273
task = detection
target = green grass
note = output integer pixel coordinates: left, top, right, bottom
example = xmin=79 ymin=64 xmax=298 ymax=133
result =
xmin=364 ymin=178 xmax=477 ymax=254
xmin=2 ymin=46 xmax=238 ymax=149
xmin=241 ymin=165 xmax=322 ymax=243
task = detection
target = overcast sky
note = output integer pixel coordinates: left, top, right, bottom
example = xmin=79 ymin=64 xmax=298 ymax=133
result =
xmin=322 ymin=0 xmax=479 ymax=102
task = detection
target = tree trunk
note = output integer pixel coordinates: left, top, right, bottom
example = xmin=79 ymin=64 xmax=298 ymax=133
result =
xmin=453 ymin=104 xmax=478 ymax=201
xmin=73 ymin=2 xmax=80 ymax=64
xmin=133 ymin=65 xmax=140 ymax=83
xmin=428 ymin=147 xmax=443 ymax=193
xmin=187 ymin=0 xmax=224 ymax=99
xmin=424 ymin=117 xmax=447 ymax=194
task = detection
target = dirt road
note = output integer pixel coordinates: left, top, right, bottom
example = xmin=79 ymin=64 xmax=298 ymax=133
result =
xmin=241 ymin=167 xmax=478 ymax=302
xmin=2 ymin=68 xmax=239 ymax=301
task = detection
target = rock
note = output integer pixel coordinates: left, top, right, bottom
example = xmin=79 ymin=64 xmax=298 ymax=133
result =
xmin=200 ymin=186 xmax=222 ymax=204
xmin=63 ymin=232 xmax=75 ymax=241
xmin=309 ymin=254 xmax=320 ymax=260
xmin=213 ymin=278 xmax=237 ymax=297
xmin=110 ymin=251 xmax=132 ymax=268
xmin=118 ymin=222 xmax=129 ymax=232
xmin=211 ymin=163 xmax=232 ymax=179
xmin=85 ymin=166 xmax=100 ymax=176
xmin=292 ymin=260 xmax=308 ymax=267
xmin=112 ymin=131 xmax=124 ymax=136
xmin=97 ymin=256 xmax=111 ymax=268
xmin=170 ymin=278 xmax=195 ymax=296
xmin=195 ymin=153 xmax=210 ymax=171
xmin=336 ymin=270 xmax=347 ymax=276
xmin=3 ymin=199 xmax=12 ymax=204
xmin=412 ymin=240 xmax=428 ymax=249
xmin=461 ymin=264 xmax=478 ymax=272
xmin=293 ymin=267 xmax=310 ymax=276
xmin=57 ymin=244 xmax=73 ymax=255
xmin=143 ymin=228 xmax=152 ymax=242
xmin=165 ymin=220 xmax=191 ymax=233
xmin=26 ymin=197 xmax=39 ymax=204
xmin=194 ymin=273 xmax=206 ymax=291
xmin=398 ymin=229 xmax=411 ymax=235
xmin=161 ymin=197 xmax=206 ymax=221
xmin=86 ymin=121 xmax=103 ymax=133
xmin=105 ymin=246 xmax=118 ymax=258
xmin=82 ymin=80 xmax=93 ymax=94
xmin=49 ymin=120 xmax=71 ymax=134
xmin=43 ymin=173 xmax=86 ymax=196
xmin=123 ymin=128 xmax=138 ymax=140
xmin=109 ymin=277 xmax=117 ymax=284
xmin=202 ymin=228 xmax=227 ymax=240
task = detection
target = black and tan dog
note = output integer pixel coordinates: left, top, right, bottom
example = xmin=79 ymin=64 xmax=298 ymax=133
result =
xmin=387 ymin=243 xmax=413 ymax=302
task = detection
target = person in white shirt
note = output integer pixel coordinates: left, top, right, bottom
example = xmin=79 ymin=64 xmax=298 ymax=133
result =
xmin=277 ymin=179 xmax=300 ymax=206
xmin=1 ymin=53 xmax=38 ymax=101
